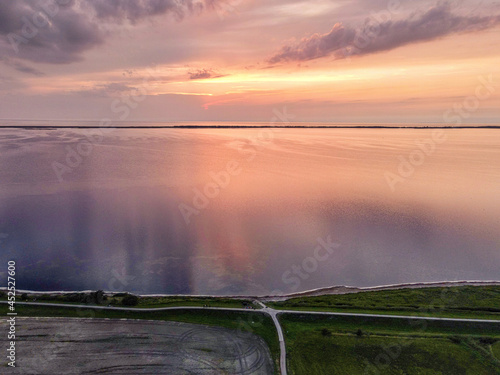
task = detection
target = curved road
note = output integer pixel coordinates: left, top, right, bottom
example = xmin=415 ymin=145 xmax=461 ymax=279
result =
xmin=3 ymin=301 xmax=499 ymax=375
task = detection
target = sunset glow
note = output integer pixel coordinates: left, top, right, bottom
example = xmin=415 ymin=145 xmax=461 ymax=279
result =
xmin=1 ymin=0 xmax=499 ymax=123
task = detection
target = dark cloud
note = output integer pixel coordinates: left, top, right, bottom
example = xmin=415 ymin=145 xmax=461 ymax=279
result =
xmin=0 ymin=0 xmax=223 ymax=65
xmin=0 ymin=1 xmax=103 ymax=64
xmin=268 ymin=3 xmax=500 ymax=64
xmin=85 ymin=0 xmax=207 ymax=23
xmin=0 ymin=57 xmax=45 ymax=76
xmin=74 ymin=82 xmax=137 ymax=97
xmin=188 ymin=68 xmax=226 ymax=80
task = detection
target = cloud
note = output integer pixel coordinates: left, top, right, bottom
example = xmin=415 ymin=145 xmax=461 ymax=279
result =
xmin=268 ymin=3 xmax=500 ymax=64
xmin=0 ymin=57 xmax=45 ymax=76
xmin=85 ymin=0 xmax=207 ymax=23
xmin=0 ymin=1 xmax=103 ymax=64
xmin=0 ymin=73 xmax=27 ymax=92
xmin=74 ymin=82 xmax=137 ymax=97
xmin=188 ymin=68 xmax=226 ymax=80
xmin=0 ymin=0 xmax=225 ymax=65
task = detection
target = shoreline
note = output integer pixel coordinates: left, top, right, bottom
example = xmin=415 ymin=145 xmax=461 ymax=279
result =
xmin=3 ymin=280 xmax=500 ymax=301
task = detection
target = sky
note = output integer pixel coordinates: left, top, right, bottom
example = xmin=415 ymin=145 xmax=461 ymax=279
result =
xmin=0 ymin=0 xmax=499 ymax=124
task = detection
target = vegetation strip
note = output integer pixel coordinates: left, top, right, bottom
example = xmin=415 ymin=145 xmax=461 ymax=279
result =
xmin=269 ymin=286 xmax=500 ymax=320
xmin=279 ymin=313 xmax=500 ymax=375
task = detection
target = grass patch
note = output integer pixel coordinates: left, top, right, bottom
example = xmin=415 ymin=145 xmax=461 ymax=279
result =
xmin=3 ymin=304 xmax=279 ymax=374
xmin=269 ymin=305 xmax=500 ymax=320
xmin=270 ymin=286 xmax=500 ymax=320
xmin=279 ymin=313 xmax=500 ymax=340
xmin=134 ymin=296 xmax=258 ymax=309
xmin=0 ymin=291 xmax=258 ymax=309
xmin=493 ymin=342 xmax=500 ymax=360
xmin=280 ymin=313 xmax=500 ymax=375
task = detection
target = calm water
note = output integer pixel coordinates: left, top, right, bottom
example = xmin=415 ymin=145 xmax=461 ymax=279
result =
xmin=0 ymin=128 xmax=499 ymax=295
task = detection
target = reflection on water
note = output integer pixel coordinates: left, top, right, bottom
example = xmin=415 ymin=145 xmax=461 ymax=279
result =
xmin=0 ymin=128 xmax=499 ymax=295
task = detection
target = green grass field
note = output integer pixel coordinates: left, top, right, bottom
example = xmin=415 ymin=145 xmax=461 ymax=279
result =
xmin=3 ymin=286 xmax=500 ymax=374
xmin=134 ymin=296 xmax=259 ymax=309
xmin=280 ymin=313 xmax=500 ymax=375
xmin=493 ymin=342 xmax=500 ymax=360
xmin=1 ymin=304 xmax=280 ymax=374
xmin=269 ymin=286 xmax=500 ymax=320
xmin=0 ymin=291 xmax=258 ymax=309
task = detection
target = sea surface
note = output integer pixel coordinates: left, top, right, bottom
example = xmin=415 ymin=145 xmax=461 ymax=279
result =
xmin=0 ymin=126 xmax=499 ymax=295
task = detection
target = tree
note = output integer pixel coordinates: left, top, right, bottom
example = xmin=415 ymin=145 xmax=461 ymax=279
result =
xmin=356 ymin=329 xmax=363 ymax=337
xmin=91 ymin=290 xmax=104 ymax=305
xmin=121 ymin=294 xmax=139 ymax=306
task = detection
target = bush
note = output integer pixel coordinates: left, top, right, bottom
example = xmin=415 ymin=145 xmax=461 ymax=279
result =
xmin=449 ymin=336 xmax=463 ymax=344
xmin=356 ymin=329 xmax=363 ymax=337
xmin=91 ymin=290 xmax=104 ymax=305
xmin=121 ymin=294 xmax=139 ymax=306
xmin=479 ymin=337 xmax=498 ymax=345
xmin=321 ymin=328 xmax=332 ymax=337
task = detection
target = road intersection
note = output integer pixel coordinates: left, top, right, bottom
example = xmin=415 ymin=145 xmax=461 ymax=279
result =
xmin=2 ymin=300 xmax=499 ymax=375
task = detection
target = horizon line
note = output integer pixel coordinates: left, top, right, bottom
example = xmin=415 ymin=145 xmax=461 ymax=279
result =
xmin=1 ymin=125 xmax=500 ymax=130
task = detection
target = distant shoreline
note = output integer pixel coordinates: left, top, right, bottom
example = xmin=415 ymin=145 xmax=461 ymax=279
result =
xmin=4 ymin=280 xmax=500 ymax=301
xmin=0 ymin=125 xmax=499 ymax=130
xmin=261 ymin=280 xmax=500 ymax=301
